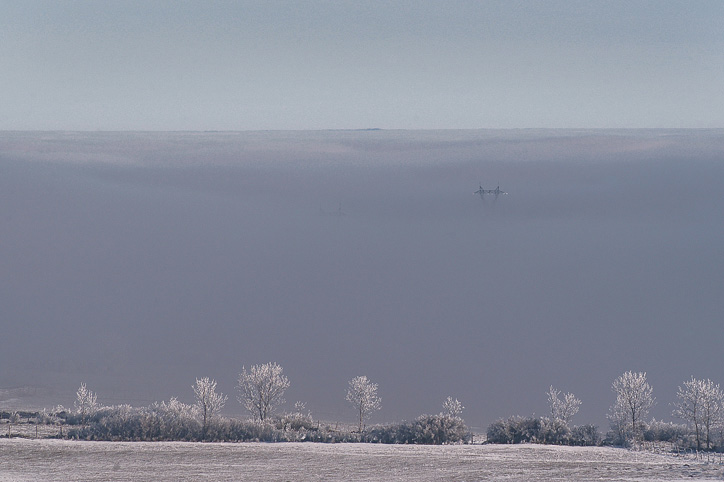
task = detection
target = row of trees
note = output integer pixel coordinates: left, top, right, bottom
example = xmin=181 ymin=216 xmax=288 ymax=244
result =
xmin=59 ymin=367 xmax=724 ymax=450
xmin=488 ymin=371 xmax=724 ymax=451
xmin=608 ymin=371 xmax=724 ymax=451
xmin=673 ymin=377 xmax=724 ymax=451
xmin=56 ymin=366 xmax=466 ymax=443
xmin=188 ymin=364 xmax=383 ymax=435
xmin=59 ymin=363 xmax=434 ymax=442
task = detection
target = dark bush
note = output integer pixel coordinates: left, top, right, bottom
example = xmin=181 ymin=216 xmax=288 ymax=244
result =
xmin=603 ymin=419 xmax=694 ymax=448
xmin=0 ymin=410 xmax=38 ymax=420
xmin=569 ymin=424 xmax=601 ymax=446
xmin=643 ymin=419 xmax=692 ymax=446
xmin=486 ymin=416 xmax=599 ymax=446
xmin=366 ymin=415 xmax=471 ymax=445
xmin=486 ymin=416 xmax=540 ymax=444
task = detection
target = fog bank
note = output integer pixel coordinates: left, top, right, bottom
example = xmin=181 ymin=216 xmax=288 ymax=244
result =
xmin=2 ymin=130 xmax=723 ymax=429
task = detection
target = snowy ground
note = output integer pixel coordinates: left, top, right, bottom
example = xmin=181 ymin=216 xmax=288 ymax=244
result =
xmin=1 ymin=439 xmax=722 ymax=481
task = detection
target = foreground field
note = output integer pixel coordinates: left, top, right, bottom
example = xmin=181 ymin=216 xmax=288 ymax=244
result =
xmin=1 ymin=439 xmax=723 ymax=481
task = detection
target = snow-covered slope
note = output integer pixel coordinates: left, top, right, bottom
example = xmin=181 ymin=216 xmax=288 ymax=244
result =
xmin=1 ymin=439 xmax=722 ymax=481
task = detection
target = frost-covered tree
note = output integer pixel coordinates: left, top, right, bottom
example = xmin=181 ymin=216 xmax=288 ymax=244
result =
xmin=237 ymin=362 xmax=290 ymax=422
xmin=74 ymin=383 xmax=98 ymax=423
xmin=609 ymin=371 xmax=655 ymax=441
xmin=547 ymin=386 xmax=581 ymax=426
xmin=7 ymin=411 xmax=18 ymax=437
xmin=442 ymin=396 xmax=464 ymax=419
xmin=607 ymin=401 xmax=629 ymax=444
xmin=193 ymin=377 xmax=228 ymax=438
xmin=673 ymin=377 xmax=724 ymax=451
xmin=699 ymin=381 xmax=724 ymax=451
xmin=346 ymin=376 xmax=381 ymax=432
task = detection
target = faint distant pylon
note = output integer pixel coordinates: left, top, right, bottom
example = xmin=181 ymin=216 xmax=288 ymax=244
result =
xmin=474 ymin=182 xmax=507 ymax=203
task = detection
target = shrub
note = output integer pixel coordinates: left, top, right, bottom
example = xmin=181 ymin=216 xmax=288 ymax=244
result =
xmin=58 ymin=401 xmax=470 ymax=444
xmin=643 ymin=419 xmax=692 ymax=446
xmin=366 ymin=415 xmax=471 ymax=445
xmin=275 ymin=402 xmax=316 ymax=432
xmin=486 ymin=416 xmax=599 ymax=446
xmin=569 ymin=424 xmax=601 ymax=446
xmin=486 ymin=416 xmax=540 ymax=444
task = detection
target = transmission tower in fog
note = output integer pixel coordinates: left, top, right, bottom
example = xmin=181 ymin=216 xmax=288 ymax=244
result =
xmin=474 ymin=183 xmax=507 ymax=202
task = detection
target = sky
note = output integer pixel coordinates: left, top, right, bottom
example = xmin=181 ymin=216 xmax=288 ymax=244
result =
xmin=2 ymin=0 xmax=724 ymax=130
xmin=2 ymin=129 xmax=724 ymax=431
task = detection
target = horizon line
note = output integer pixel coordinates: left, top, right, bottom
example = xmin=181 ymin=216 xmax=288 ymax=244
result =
xmin=2 ymin=127 xmax=723 ymax=134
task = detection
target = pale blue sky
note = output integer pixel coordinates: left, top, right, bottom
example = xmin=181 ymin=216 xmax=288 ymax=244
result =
xmin=2 ymin=0 xmax=723 ymax=130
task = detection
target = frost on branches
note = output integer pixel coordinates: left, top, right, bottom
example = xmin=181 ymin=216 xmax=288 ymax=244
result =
xmin=237 ymin=362 xmax=290 ymax=422
xmin=673 ymin=376 xmax=724 ymax=451
xmin=346 ymin=376 xmax=381 ymax=432
xmin=442 ymin=396 xmax=464 ymax=419
xmin=193 ymin=377 xmax=228 ymax=439
xmin=608 ymin=371 xmax=655 ymax=442
xmin=74 ymin=383 xmax=98 ymax=423
xmin=547 ymin=386 xmax=581 ymax=426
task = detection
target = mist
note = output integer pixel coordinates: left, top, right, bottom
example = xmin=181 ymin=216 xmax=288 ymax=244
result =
xmin=2 ymin=129 xmax=723 ymax=430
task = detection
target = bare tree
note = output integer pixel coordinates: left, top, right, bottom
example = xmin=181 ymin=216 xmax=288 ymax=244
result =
xmin=7 ymin=411 xmax=18 ymax=437
xmin=193 ymin=377 xmax=228 ymax=439
xmin=610 ymin=371 xmax=655 ymax=442
xmin=607 ymin=402 xmax=629 ymax=445
xmin=442 ymin=396 xmax=464 ymax=419
xmin=237 ymin=362 xmax=290 ymax=422
xmin=346 ymin=376 xmax=381 ymax=432
xmin=547 ymin=385 xmax=581 ymax=426
xmin=673 ymin=377 xmax=724 ymax=451
xmin=700 ymin=380 xmax=724 ymax=451
xmin=74 ymin=383 xmax=98 ymax=423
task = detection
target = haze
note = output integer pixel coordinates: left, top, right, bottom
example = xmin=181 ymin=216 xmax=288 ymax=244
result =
xmin=2 ymin=129 xmax=723 ymax=430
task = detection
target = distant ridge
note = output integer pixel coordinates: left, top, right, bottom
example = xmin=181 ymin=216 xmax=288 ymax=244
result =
xmin=324 ymin=128 xmax=383 ymax=132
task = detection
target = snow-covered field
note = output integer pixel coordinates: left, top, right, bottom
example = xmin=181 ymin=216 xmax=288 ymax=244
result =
xmin=1 ymin=439 xmax=722 ymax=481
